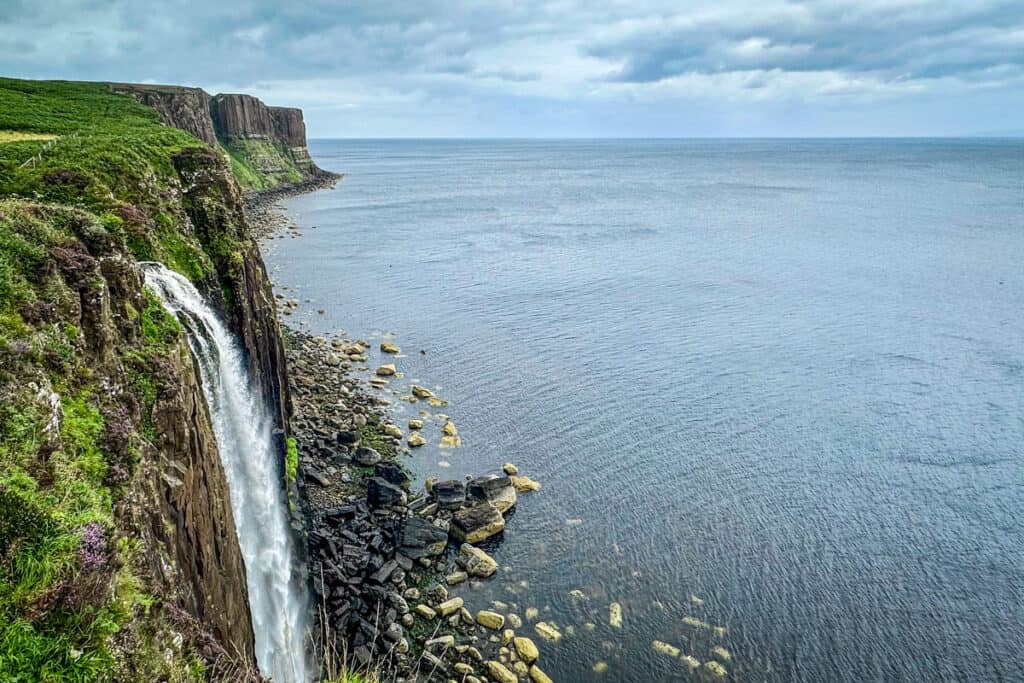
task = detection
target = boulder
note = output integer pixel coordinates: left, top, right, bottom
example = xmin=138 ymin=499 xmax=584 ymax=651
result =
xmin=408 ymin=419 xmax=424 ymax=430
xmin=451 ymin=502 xmax=505 ymax=543
xmin=367 ymin=477 xmax=406 ymax=507
xmin=712 ymin=646 xmax=732 ymax=662
xmin=437 ymin=597 xmax=464 ymax=617
xmin=457 ymin=543 xmax=499 ymax=577
xmin=529 ymin=665 xmax=554 ymax=683
xmin=476 ymin=610 xmax=505 ymax=630
xmin=446 ymin=571 xmax=468 ymax=586
xmin=381 ymin=341 xmax=400 ymax=354
xmin=442 ymin=421 xmax=458 ymax=436
xmin=513 ymin=637 xmax=539 ymax=664
xmin=352 ymin=447 xmax=382 ymax=466
xmin=486 ymin=661 xmax=517 ymax=683
xmin=510 ymin=475 xmax=541 ymax=492
xmin=502 ymin=463 xmax=518 ymax=475
xmin=376 ymin=364 xmax=397 ymax=376
xmin=399 ymin=517 xmax=448 ymax=558
xmin=411 ymin=384 xmax=434 ymax=399
xmin=383 ymin=423 xmax=403 ymax=438
xmin=653 ymin=640 xmax=680 ymax=658
xmin=374 ymin=461 xmax=411 ymax=487
xmin=337 ymin=430 xmax=360 ymax=447
xmin=467 ymin=475 xmax=517 ymax=513
xmin=408 ymin=432 xmax=426 ymax=447
xmin=415 ymin=604 xmax=436 ymax=619
xmin=432 ymin=479 xmax=466 ymax=509
xmin=425 ymin=634 xmax=455 ymax=650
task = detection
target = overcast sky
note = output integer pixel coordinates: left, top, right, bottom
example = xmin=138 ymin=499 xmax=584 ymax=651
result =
xmin=2 ymin=0 xmax=1023 ymax=137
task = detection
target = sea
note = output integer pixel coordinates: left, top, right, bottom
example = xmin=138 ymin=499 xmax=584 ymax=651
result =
xmin=262 ymin=139 xmax=1024 ymax=682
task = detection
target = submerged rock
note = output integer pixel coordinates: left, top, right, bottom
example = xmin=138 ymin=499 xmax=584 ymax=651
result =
xmin=408 ymin=432 xmax=427 ymax=447
xmin=609 ymin=602 xmax=623 ymax=628
xmin=376 ymin=364 xmax=397 ymax=376
xmin=652 ymin=640 xmax=680 ymax=658
xmin=529 ymin=665 xmax=554 ymax=683
xmin=380 ymin=341 xmax=400 ymax=354
xmin=510 ymin=475 xmax=541 ymax=492
xmin=534 ymin=622 xmax=562 ymax=643
xmin=704 ymin=661 xmax=728 ymax=678
xmin=408 ymin=418 xmax=424 ymax=430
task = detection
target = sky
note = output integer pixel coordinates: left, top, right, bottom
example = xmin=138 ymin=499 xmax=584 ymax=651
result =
xmin=2 ymin=0 xmax=1023 ymax=137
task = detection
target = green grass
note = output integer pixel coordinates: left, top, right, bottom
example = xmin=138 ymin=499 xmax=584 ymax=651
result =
xmin=286 ymin=436 xmax=299 ymax=484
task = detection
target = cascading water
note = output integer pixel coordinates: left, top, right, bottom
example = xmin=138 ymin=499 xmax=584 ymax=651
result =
xmin=143 ymin=263 xmax=311 ymax=683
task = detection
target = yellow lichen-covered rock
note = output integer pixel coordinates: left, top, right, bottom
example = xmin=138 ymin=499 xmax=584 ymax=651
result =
xmin=440 ymin=434 xmax=462 ymax=448
xmin=408 ymin=418 xmax=424 ymax=430
xmin=502 ymin=628 xmax=515 ymax=646
xmin=682 ymin=616 xmax=710 ymax=629
xmin=502 ymin=462 xmax=519 ymax=475
xmin=514 ymin=636 xmax=539 ymax=664
xmin=383 ymin=423 xmax=403 ymax=438
xmin=476 ymin=610 xmax=505 ymax=630
xmin=609 ymin=602 xmax=623 ymax=628
xmin=451 ymin=505 xmax=505 ymax=545
xmin=486 ymin=660 xmax=518 ymax=683
xmin=380 ymin=341 xmax=400 ymax=354
xmin=652 ymin=640 xmax=680 ymax=657
xmin=510 ymin=475 xmax=541 ymax=492
xmin=427 ymin=396 xmax=448 ymax=407
xmin=690 ymin=594 xmax=705 ymax=606
xmin=437 ymin=597 xmax=464 ymax=617
xmin=376 ymin=364 xmax=397 ymax=376
xmin=593 ymin=661 xmax=609 ymax=674
xmin=411 ymin=384 xmax=434 ymax=398
xmin=534 ymin=621 xmax=562 ymax=642
xmin=681 ymin=655 xmax=700 ymax=670
xmin=442 ymin=420 xmax=458 ymax=436
xmin=529 ymin=665 xmax=554 ymax=683
xmin=415 ymin=604 xmax=437 ymax=619
xmin=704 ymin=661 xmax=728 ymax=677
xmin=525 ymin=607 xmax=539 ymax=621
xmin=712 ymin=646 xmax=731 ymax=662
xmin=457 ymin=543 xmax=500 ymax=577
xmin=408 ymin=432 xmax=427 ymax=447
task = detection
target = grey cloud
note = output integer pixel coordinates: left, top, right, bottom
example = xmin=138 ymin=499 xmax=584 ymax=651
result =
xmin=586 ymin=1 xmax=1024 ymax=86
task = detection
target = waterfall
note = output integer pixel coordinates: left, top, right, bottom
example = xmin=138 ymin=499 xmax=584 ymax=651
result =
xmin=143 ymin=263 xmax=311 ymax=683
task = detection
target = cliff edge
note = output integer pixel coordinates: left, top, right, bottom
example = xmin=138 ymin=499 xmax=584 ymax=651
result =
xmin=0 ymin=77 xmax=303 ymax=680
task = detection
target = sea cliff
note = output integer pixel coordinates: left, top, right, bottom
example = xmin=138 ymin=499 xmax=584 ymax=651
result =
xmin=0 ymin=77 xmax=308 ymax=680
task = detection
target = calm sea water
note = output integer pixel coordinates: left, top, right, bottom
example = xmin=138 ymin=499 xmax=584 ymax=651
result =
xmin=264 ymin=139 xmax=1024 ymax=682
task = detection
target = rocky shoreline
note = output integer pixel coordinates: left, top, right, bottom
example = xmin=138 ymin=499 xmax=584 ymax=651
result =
xmin=283 ymin=328 xmax=551 ymax=682
xmin=244 ymin=170 xmax=342 ymax=239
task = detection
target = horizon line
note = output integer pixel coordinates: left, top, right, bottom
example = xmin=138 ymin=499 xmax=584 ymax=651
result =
xmin=307 ymin=135 xmax=1024 ymax=141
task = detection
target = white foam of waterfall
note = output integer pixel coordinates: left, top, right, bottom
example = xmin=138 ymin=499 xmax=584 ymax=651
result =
xmin=143 ymin=263 xmax=310 ymax=683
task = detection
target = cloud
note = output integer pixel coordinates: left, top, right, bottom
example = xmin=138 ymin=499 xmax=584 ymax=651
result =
xmin=0 ymin=0 xmax=1022 ymax=135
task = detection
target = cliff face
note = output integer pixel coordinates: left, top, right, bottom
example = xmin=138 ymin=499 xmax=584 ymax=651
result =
xmin=0 ymin=77 xmax=303 ymax=680
xmin=116 ymin=83 xmax=327 ymax=188
xmin=111 ymin=84 xmax=219 ymax=147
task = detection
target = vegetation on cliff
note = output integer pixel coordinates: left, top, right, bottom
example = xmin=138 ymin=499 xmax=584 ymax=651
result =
xmin=0 ymin=78 xmax=272 ymax=681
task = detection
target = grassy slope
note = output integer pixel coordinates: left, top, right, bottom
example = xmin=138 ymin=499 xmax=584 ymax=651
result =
xmin=0 ymin=78 xmax=239 ymax=681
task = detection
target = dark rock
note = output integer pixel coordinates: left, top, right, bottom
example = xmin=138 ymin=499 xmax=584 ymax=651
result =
xmin=352 ymin=446 xmax=382 ymax=466
xmin=374 ymin=461 xmax=411 ymax=488
xmin=432 ymin=479 xmax=466 ymax=509
xmin=450 ymin=502 xmax=505 ymax=544
xmin=337 ymin=430 xmax=361 ymax=447
xmin=398 ymin=517 xmax=448 ymax=558
xmin=305 ymin=467 xmax=330 ymax=487
xmin=367 ymin=477 xmax=406 ymax=508
xmin=466 ymin=474 xmax=517 ymax=513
